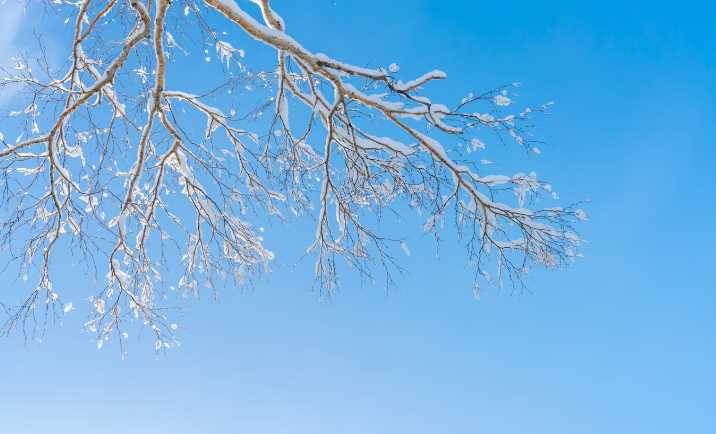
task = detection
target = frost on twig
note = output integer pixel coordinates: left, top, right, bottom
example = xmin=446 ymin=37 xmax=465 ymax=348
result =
xmin=0 ymin=0 xmax=584 ymax=352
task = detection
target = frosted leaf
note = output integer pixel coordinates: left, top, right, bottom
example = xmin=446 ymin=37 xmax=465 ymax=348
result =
xmin=66 ymin=144 xmax=84 ymax=161
xmin=15 ymin=166 xmax=42 ymax=176
xmin=480 ymin=175 xmax=511 ymax=186
xmin=63 ymin=302 xmax=74 ymax=313
xmin=78 ymin=194 xmax=98 ymax=212
xmin=476 ymin=113 xmax=495 ymax=123
xmin=400 ymin=241 xmax=411 ymax=257
xmin=216 ymin=41 xmax=244 ymax=68
xmin=575 ymin=209 xmax=588 ymax=221
xmin=94 ymin=298 xmax=106 ymax=315
xmin=35 ymin=206 xmax=53 ymax=223
xmin=494 ymin=94 xmax=511 ymax=106
xmin=166 ymin=31 xmax=177 ymax=47
xmin=85 ymin=320 xmax=97 ymax=333
xmin=76 ymin=131 xmax=91 ymax=143
xmin=96 ymin=338 xmax=104 ymax=350
xmin=388 ymin=62 xmax=400 ymax=73
xmin=133 ymin=67 xmax=148 ymax=84
xmin=24 ymin=103 xmax=37 ymax=114
xmin=470 ymin=138 xmax=486 ymax=151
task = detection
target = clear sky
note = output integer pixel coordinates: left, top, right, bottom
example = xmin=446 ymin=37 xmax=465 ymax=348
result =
xmin=1 ymin=1 xmax=715 ymax=433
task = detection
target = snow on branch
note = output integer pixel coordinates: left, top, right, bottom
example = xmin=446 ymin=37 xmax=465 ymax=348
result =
xmin=0 ymin=0 xmax=584 ymax=353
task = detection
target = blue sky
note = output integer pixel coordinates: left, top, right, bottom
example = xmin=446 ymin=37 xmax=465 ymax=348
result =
xmin=1 ymin=1 xmax=715 ymax=433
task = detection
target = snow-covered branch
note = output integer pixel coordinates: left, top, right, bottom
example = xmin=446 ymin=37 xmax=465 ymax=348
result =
xmin=0 ymin=0 xmax=584 ymax=352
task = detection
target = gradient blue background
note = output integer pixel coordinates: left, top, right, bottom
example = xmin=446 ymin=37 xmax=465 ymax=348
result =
xmin=1 ymin=1 xmax=714 ymax=433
